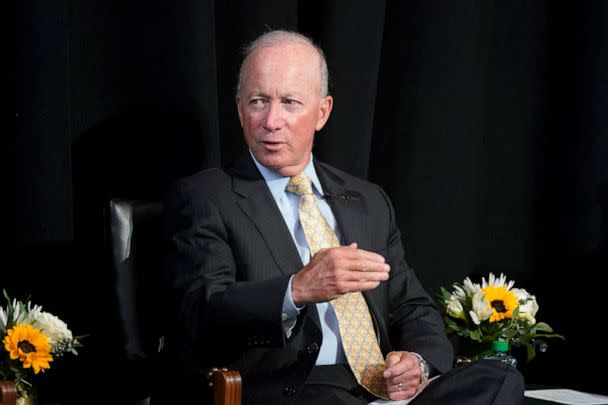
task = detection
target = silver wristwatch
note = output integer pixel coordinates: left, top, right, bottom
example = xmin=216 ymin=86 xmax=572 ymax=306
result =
xmin=411 ymin=352 xmax=429 ymax=384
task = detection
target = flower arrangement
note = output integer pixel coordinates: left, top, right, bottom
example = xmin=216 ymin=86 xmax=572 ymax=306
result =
xmin=0 ymin=290 xmax=83 ymax=402
xmin=439 ymin=273 xmax=563 ymax=362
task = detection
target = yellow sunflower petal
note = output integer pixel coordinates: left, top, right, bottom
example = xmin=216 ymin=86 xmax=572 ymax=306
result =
xmin=3 ymin=323 xmax=53 ymax=373
xmin=482 ymin=286 xmax=520 ymax=323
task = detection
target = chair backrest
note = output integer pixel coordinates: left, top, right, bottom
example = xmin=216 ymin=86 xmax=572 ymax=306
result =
xmin=107 ymin=199 xmax=166 ymax=404
xmin=107 ymin=199 xmax=244 ymax=405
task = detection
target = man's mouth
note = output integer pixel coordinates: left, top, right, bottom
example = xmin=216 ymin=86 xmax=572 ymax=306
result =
xmin=260 ymin=140 xmax=284 ymax=150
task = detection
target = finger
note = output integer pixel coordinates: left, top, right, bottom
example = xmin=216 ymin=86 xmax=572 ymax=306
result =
xmin=388 ymin=378 xmax=417 ymax=391
xmin=334 ymin=280 xmax=382 ymax=294
xmin=347 ymin=259 xmax=390 ymax=276
xmin=388 ymin=383 xmax=417 ymax=401
xmin=343 ymin=268 xmax=390 ymax=283
xmin=386 ymin=376 xmax=419 ymax=400
xmin=384 ymin=353 xmax=416 ymax=379
xmin=387 ymin=359 xmax=412 ymax=376
xmin=355 ymin=249 xmax=386 ymax=262
xmin=385 ymin=351 xmax=403 ymax=368
xmin=316 ymin=245 xmax=359 ymax=257
xmin=339 ymin=245 xmax=386 ymax=263
xmin=383 ymin=352 xmax=403 ymax=379
xmin=322 ymin=248 xmax=389 ymax=272
xmin=337 ymin=262 xmax=390 ymax=282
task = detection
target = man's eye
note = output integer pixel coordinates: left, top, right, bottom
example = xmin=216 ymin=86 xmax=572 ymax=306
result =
xmin=249 ymin=99 xmax=267 ymax=110
xmin=282 ymin=99 xmax=301 ymax=110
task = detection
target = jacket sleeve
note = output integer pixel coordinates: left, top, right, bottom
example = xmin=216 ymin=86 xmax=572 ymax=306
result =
xmin=163 ymin=179 xmax=290 ymax=368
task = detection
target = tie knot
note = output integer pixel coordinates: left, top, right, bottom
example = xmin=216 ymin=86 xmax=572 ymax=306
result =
xmin=286 ymin=173 xmax=313 ymax=197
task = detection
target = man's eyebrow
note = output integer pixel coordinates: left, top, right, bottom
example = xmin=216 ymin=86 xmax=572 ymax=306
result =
xmin=281 ymin=92 xmax=303 ymax=99
xmin=249 ymin=92 xmax=269 ymax=98
xmin=245 ymin=91 xmax=303 ymax=99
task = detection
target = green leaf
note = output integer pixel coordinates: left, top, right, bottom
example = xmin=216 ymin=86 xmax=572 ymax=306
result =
xmin=533 ymin=322 xmax=553 ymax=333
xmin=469 ymin=329 xmax=482 ymax=342
xmin=535 ymin=333 xmax=565 ymax=340
xmin=526 ymin=344 xmax=536 ymax=361
xmin=511 ymin=306 xmax=520 ymax=323
xmin=440 ymin=287 xmax=452 ymax=301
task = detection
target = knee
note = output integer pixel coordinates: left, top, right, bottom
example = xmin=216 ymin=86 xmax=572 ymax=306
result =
xmin=477 ymin=359 xmax=525 ymax=404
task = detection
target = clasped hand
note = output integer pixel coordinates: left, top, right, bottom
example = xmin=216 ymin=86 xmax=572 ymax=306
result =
xmin=291 ymin=244 xmax=423 ymax=400
xmin=291 ymin=243 xmax=390 ymax=306
xmin=384 ymin=351 xmax=425 ymax=400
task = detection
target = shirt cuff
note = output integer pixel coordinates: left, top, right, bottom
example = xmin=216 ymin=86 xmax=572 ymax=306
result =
xmin=282 ymin=275 xmax=303 ymax=337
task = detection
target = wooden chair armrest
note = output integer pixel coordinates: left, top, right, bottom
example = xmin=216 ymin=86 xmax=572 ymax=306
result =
xmin=209 ymin=368 xmax=242 ymax=405
xmin=0 ymin=380 xmax=17 ymax=405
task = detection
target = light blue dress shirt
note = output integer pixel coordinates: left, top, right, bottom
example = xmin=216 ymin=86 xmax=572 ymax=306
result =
xmin=250 ymin=151 xmax=347 ymax=365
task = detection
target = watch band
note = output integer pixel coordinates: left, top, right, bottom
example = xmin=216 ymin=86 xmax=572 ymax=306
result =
xmin=410 ymin=352 xmax=429 ymax=384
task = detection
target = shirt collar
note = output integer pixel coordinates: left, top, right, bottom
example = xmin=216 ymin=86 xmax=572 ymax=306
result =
xmin=249 ymin=150 xmax=324 ymax=200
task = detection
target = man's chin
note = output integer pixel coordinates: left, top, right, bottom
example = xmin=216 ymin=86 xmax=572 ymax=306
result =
xmin=254 ymin=154 xmax=281 ymax=167
xmin=256 ymin=152 xmax=284 ymax=167
xmin=260 ymin=159 xmax=303 ymax=177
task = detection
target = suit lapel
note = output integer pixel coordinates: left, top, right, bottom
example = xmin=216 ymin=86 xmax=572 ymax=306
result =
xmin=314 ymin=161 xmax=370 ymax=250
xmin=230 ymin=153 xmax=303 ymax=276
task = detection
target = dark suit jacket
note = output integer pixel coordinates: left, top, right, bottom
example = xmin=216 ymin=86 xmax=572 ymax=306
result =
xmin=163 ymin=152 xmax=454 ymax=404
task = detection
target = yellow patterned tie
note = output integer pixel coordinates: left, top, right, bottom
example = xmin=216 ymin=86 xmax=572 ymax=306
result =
xmin=286 ymin=173 xmax=388 ymax=399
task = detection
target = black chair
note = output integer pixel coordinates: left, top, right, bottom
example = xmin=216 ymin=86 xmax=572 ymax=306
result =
xmin=107 ymin=199 xmax=164 ymax=404
xmin=107 ymin=199 xmax=241 ymax=405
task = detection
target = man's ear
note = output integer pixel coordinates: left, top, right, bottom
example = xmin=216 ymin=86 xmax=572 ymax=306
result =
xmin=236 ymin=96 xmax=244 ymax=128
xmin=315 ymin=95 xmax=333 ymax=131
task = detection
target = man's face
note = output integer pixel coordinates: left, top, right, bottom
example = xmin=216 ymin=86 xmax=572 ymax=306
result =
xmin=236 ymin=42 xmax=333 ymax=177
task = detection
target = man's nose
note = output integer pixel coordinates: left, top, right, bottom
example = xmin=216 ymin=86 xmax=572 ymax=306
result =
xmin=262 ymin=102 xmax=283 ymax=132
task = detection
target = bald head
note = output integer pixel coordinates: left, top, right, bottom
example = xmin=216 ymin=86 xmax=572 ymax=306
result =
xmin=237 ymin=30 xmax=329 ymax=97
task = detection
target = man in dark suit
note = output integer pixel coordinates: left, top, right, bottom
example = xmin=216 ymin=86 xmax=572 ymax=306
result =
xmin=164 ymin=30 xmax=524 ymax=404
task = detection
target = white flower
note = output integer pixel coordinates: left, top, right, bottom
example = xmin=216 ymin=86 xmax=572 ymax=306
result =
xmin=451 ymin=285 xmax=467 ymax=302
xmin=469 ymin=291 xmax=493 ymax=325
xmin=0 ymin=307 xmax=7 ymax=331
xmin=481 ymin=273 xmax=514 ymax=291
xmin=12 ymin=299 xmax=30 ymax=324
xmin=463 ymin=277 xmax=481 ymax=295
xmin=17 ymin=397 xmax=32 ymax=405
xmin=446 ymin=296 xmax=466 ymax=319
xmin=1 ymin=296 xmax=46 ymax=334
xmin=512 ymin=288 xmax=539 ymax=324
xmin=28 ymin=311 xmax=73 ymax=344
xmin=28 ymin=301 xmax=43 ymax=314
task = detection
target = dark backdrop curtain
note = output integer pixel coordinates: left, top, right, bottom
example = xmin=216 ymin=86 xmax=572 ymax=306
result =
xmin=9 ymin=0 xmax=607 ymax=400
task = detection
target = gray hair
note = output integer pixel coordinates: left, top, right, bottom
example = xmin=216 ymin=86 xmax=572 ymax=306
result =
xmin=236 ymin=30 xmax=329 ymax=97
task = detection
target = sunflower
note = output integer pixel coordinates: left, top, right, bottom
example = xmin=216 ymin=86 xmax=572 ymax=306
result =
xmin=482 ymin=285 xmax=519 ymax=323
xmin=3 ymin=323 xmax=53 ymax=373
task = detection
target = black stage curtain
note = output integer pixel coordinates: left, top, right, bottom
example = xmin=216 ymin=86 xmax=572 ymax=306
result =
xmin=9 ymin=0 xmax=607 ymax=401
